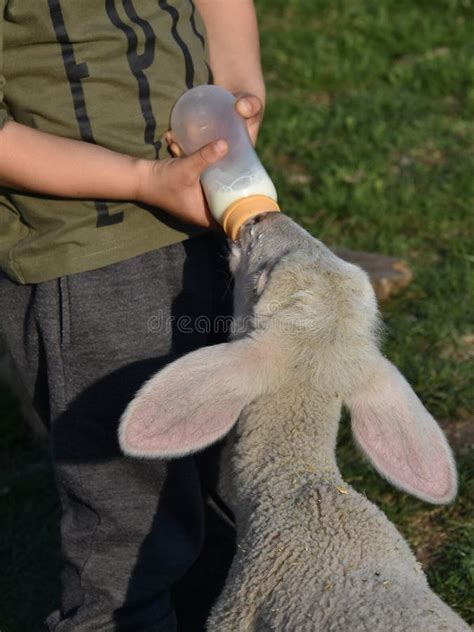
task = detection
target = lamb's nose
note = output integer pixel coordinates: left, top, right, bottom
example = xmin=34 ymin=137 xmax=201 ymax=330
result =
xmin=252 ymin=212 xmax=272 ymax=225
xmin=244 ymin=211 xmax=275 ymax=230
xmin=244 ymin=215 xmax=261 ymax=229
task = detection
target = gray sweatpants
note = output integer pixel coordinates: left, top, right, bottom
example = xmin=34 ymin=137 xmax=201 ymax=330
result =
xmin=0 ymin=234 xmax=234 ymax=631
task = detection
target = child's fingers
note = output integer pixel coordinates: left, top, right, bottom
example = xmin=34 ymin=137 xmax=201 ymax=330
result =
xmin=169 ymin=142 xmax=183 ymax=157
xmin=235 ymin=93 xmax=263 ymax=119
xmin=234 ymin=93 xmax=264 ymax=145
xmin=164 ymin=130 xmax=185 ymax=157
xmin=183 ymin=139 xmax=228 ymax=179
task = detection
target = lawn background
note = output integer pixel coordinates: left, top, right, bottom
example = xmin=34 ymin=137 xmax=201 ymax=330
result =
xmin=1 ymin=0 xmax=473 ymax=629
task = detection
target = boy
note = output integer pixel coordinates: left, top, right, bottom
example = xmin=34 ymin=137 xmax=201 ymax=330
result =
xmin=0 ymin=1 xmax=265 ymax=629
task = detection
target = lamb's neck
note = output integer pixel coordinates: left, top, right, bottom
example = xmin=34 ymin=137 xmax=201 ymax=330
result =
xmin=231 ymin=388 xmax=345 ymax=504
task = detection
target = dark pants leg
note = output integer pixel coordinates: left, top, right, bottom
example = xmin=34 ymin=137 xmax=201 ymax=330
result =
xmin=0 ymin=234 xmax=233 ymax=631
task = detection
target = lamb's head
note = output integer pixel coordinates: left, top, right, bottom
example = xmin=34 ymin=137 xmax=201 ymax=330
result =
xmin=230 ymin=213 xmax=379 ymax=395
xmin=119 ymin=213 xmax=458 ymax=505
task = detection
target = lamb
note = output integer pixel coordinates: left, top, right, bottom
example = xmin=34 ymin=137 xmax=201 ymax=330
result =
xmin=119 ymin=212 xmax=469 ymax=631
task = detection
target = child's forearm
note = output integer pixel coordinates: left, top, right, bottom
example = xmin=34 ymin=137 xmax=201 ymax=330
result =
xmin=0 ymin=119 xmax=229 ymax=229
xmin=196 ymin=0 xmax=265 ymax=104
xmin=0 ymin=120 xmax=141 ymax=199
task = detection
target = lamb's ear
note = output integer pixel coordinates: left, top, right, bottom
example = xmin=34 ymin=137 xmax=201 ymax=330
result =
xmin=119 ymin=339 xmax=270 ymax=458
xmin=346 ymin=355 xmax=457 ymax=504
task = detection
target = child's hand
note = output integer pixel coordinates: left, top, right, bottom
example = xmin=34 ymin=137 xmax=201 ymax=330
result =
xmin=234 ymin=92 xmax=264 ymax=146
xmin=0 ymin=120 xmax=229 ymax=231
xmin=135 ymin=139 xmax=228 ymax=230
xmin=153 ymin=92 xmax=263 ymax=229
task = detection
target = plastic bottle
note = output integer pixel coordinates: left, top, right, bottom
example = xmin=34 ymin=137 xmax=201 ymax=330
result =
xmin=171 ymin=85 xmax=280 ymax=240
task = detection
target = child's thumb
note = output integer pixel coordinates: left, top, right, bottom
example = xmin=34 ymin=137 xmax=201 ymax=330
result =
xmin=186 ymin=139 xmax=228 ymax=176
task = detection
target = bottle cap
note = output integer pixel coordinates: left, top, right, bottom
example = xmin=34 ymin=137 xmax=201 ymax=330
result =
xmin=221 ymin=195 xmax=281 ymax=240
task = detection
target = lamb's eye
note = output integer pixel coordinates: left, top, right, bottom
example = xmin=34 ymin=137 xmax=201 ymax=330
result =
xmin=254 ymin=269 xmax=270 ymax=297
xmin=253 ymin=258 xmax=284 ymax=298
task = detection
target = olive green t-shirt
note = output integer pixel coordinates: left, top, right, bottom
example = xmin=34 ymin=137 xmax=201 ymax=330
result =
xmin=0 ymin=0 xmax=211 ymax=284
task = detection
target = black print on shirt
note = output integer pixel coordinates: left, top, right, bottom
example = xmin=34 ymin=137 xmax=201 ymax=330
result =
xmin=189 ymin=0 xmax=212 ymax=84
xmin=159 ymin=0 xmax=195 ymax=89
xmin=106 ymin=0 xmax=162 ymax=159
xmin=47 ymin=0 xmax=125 ymax=228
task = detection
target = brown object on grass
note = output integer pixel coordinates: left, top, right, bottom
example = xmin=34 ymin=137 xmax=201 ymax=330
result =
xmin=332 ymin=247 xmax=413 ymax=302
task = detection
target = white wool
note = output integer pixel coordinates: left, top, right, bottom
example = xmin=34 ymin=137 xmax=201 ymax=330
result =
xmin=119 ymin=213 xmax=467 ymax=631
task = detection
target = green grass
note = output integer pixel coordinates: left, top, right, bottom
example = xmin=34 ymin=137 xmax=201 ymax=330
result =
xmin=1 ymin=0 xmax=473 ymax=628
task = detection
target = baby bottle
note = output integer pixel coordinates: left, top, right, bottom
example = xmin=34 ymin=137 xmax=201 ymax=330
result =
xmin=171 ymin=85 xmax=280 ymax=240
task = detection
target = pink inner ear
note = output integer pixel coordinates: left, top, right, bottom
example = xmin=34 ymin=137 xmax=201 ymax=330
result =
xmin=119 ymin=338 xmax=269 ymax=459
xmin=353 ymin=405 xmax=456 ymax=503
xmin=123 ymin=393 xmax=243 ymax=457
xmin=349 ymin=359 xmax=457 ymax=505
